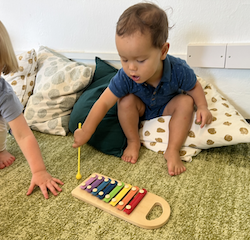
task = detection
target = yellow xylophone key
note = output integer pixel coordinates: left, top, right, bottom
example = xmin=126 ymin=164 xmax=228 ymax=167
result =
xmin=110 ymin=184 xmax=132 ymax=207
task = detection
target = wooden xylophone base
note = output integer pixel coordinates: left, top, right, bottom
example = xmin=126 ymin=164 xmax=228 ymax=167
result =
xmin=71 ymin=173 xmax=171 ymax=229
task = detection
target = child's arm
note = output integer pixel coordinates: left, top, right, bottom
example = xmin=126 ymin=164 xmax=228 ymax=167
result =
xmin=8 ymin=114 xmax=64 ymax=199
xmin=187 ymin=81 xmax=212 ymax=128
xmin=72 ymin=87 xmax=119 ymax=148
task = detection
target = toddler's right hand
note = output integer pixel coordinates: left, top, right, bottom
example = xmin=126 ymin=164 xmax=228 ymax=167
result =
xmin=72 ymin=128 xmax=90 ymax=148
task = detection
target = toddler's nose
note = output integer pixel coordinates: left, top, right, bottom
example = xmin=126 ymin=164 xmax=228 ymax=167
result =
xmin=129 ymin=62 xmax=137 ymax=71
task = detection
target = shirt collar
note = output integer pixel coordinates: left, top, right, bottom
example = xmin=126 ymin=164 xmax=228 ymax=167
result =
xmin=161 ymin=55 xmax=171 ymax=82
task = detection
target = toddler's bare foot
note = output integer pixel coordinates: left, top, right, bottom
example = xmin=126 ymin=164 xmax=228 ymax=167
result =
xmin=164 ymin=149 xmax=186 ymax=176
xmin=0 ymin=150 xmax=16 ymax=169
xmin=121 ymin=140 xmax=140 ymax=164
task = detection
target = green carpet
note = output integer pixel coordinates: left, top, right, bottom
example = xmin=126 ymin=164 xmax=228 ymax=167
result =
xmin=1 ymin=131 xmax=250 ymax=239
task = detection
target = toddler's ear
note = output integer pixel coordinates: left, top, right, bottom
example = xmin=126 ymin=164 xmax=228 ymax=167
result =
xmin=161 ymin=42 xmax=170 ymax=60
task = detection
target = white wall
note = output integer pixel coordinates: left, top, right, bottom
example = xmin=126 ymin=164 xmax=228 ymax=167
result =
xmin=2 ymin=0 xmax=250 ymax=117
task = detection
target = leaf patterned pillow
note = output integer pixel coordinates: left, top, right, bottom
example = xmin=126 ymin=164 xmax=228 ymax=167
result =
xmin=5 ymin=49 xmax=37 ymax=107
xmin=139 ymin=77 xmax=250 ymax=162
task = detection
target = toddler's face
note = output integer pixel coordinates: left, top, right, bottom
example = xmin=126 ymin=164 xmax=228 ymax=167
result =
xmin=116 ymin=31 xmax=168 ymax=86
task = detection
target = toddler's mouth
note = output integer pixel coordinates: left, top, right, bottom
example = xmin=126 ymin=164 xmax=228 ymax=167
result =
xmin=131 ymin=75 xmax=140 ymax=82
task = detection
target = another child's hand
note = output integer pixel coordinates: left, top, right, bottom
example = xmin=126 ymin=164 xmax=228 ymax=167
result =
xmin=27 ymin=170 xmax=64 ymax=199
xmin=195 ymin=106 xmax=213 ymax=128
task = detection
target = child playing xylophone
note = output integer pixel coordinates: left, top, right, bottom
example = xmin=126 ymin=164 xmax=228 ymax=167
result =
xmin=73 ymin=3 xmax=212 ymax=176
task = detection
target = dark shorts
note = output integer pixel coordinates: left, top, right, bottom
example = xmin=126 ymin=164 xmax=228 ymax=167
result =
xmin=142 ymin=104 xmax=168 ymax=121
xmin=141 ymin=91 xmax=185 ymax=121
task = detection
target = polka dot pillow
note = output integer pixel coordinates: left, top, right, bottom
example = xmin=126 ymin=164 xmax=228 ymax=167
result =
xmin=24 ymin=46 xmax=93 ymax=136
xmin=4 ymin=49 xmax=37 ymax=107
xmin=139 ymin=76 xmax=250 ymax=162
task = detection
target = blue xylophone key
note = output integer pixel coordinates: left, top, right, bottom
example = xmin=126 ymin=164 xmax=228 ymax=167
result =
xmin=91 ymin=178 xmax=111 ymax=196
xmin=97 ymin=180 xmax=117 ymax=200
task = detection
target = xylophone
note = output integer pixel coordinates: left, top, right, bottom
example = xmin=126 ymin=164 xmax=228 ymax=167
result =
xmin=71 ymin=173 xmax=171 ymax=229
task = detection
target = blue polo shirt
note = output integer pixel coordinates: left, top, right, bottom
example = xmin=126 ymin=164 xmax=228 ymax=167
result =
xmin=109 ymin=55 xmax=196 ymax=120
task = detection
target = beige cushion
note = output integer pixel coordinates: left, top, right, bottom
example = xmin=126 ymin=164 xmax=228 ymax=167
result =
xmin=24 ymin=46 xmax=93 ymax=136
xmin=139 ymin=76 xmax=250 ymax=162
xmin=5 ymin=49 xmax=37 ymax=107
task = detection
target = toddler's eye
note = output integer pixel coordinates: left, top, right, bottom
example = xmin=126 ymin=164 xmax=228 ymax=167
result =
xmin=121 ymin=59 xmax=128 ymax=63
xmin=137 ymin=59 xmax=145 ymax=63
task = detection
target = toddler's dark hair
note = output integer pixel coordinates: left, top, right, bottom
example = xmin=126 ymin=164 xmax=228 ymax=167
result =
xmin=116 ymin=2 xmax=169 ymax=49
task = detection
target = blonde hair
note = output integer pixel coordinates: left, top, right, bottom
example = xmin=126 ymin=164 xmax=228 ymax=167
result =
xmin=0 ymin=21 xmax=19 ymax=75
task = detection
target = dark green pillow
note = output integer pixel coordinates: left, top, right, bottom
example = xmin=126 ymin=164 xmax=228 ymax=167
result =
xmin=69 ymin=57 xmax=126 ymax=157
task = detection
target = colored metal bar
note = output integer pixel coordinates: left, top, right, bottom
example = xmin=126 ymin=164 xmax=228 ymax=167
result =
xmin=97 ymin=180 xmax=117 ymax=200
xmin=103 ymin=182 xmax=125 ymax=203
xmin=110 ymin=184 xmax=132 ymax=207
xmin=124 ymin=189 xmax=147 ymax=215
xmin=85 ymin=176 xmax=104 ymax=193
xmin=91 ymin=178 xmax=111 ymax=196
xmin=79 ymin=174 xmax=98 ymax=190
xmin=116 ymin=186 xmax=139 ymax=211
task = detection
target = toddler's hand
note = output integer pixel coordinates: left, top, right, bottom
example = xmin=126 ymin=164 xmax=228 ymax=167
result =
xmin=27 ymin=170 xmax=64 ymax=199
xmin=195 ymin=106 xmax=212 ymax=128
xmin=72 ymin=128 xmax=92 ymax=148
xmin=72 ymin=128 xmax=83 ymax=148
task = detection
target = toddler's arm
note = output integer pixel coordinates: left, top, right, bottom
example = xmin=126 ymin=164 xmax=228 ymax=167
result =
xmin=8 ymin=114 xmax=64 ymax=199
xmin=72 ymin=87 xmax=118 ymax=148
xmin=187 ymin=81 xmax=212 ymax=128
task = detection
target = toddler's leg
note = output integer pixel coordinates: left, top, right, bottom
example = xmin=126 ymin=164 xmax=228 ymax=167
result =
xmin=0 ymin=117 xmax=15 ymax=169
xmin=118 ymin=94 xmax=145 ymax=164
xmin=162 ymin=94 xmax=194 ymax=176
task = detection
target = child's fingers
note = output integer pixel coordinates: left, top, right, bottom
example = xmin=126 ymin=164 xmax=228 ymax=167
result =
xmin=200 ymin=119 xmax=206 ymax=128
xmin=208 ymin=115 xmax=213 ymax=124
xmin=27 ymin=182 xmax=49 ymax=199
xmin=195 ymin=112 xmax=202 ymax=124
xmin=52 ymin=178 xmax=64 ymax=186
xmin=43 ymin=180 xmax=63 ymax=197
xmin=46 ymin=186 xmax=58 ymax=197
xmin=39 ymin=184 xmax=49 ymax=199
xmin=72 ymin=142 xmax=80 ymax=148
xmin=27 ymin=175 xmax=63 ymax=199
xmin=200 ymin=114 xmax=212 ymax=128
xmin=51 ymin=180 xmax=63 ymax=192
xmin=26 ymin=183 xmax=35 ymax=196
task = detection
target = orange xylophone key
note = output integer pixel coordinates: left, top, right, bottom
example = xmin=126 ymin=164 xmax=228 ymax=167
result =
xmin=116 ymin=186 xmax=139 ymax=211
